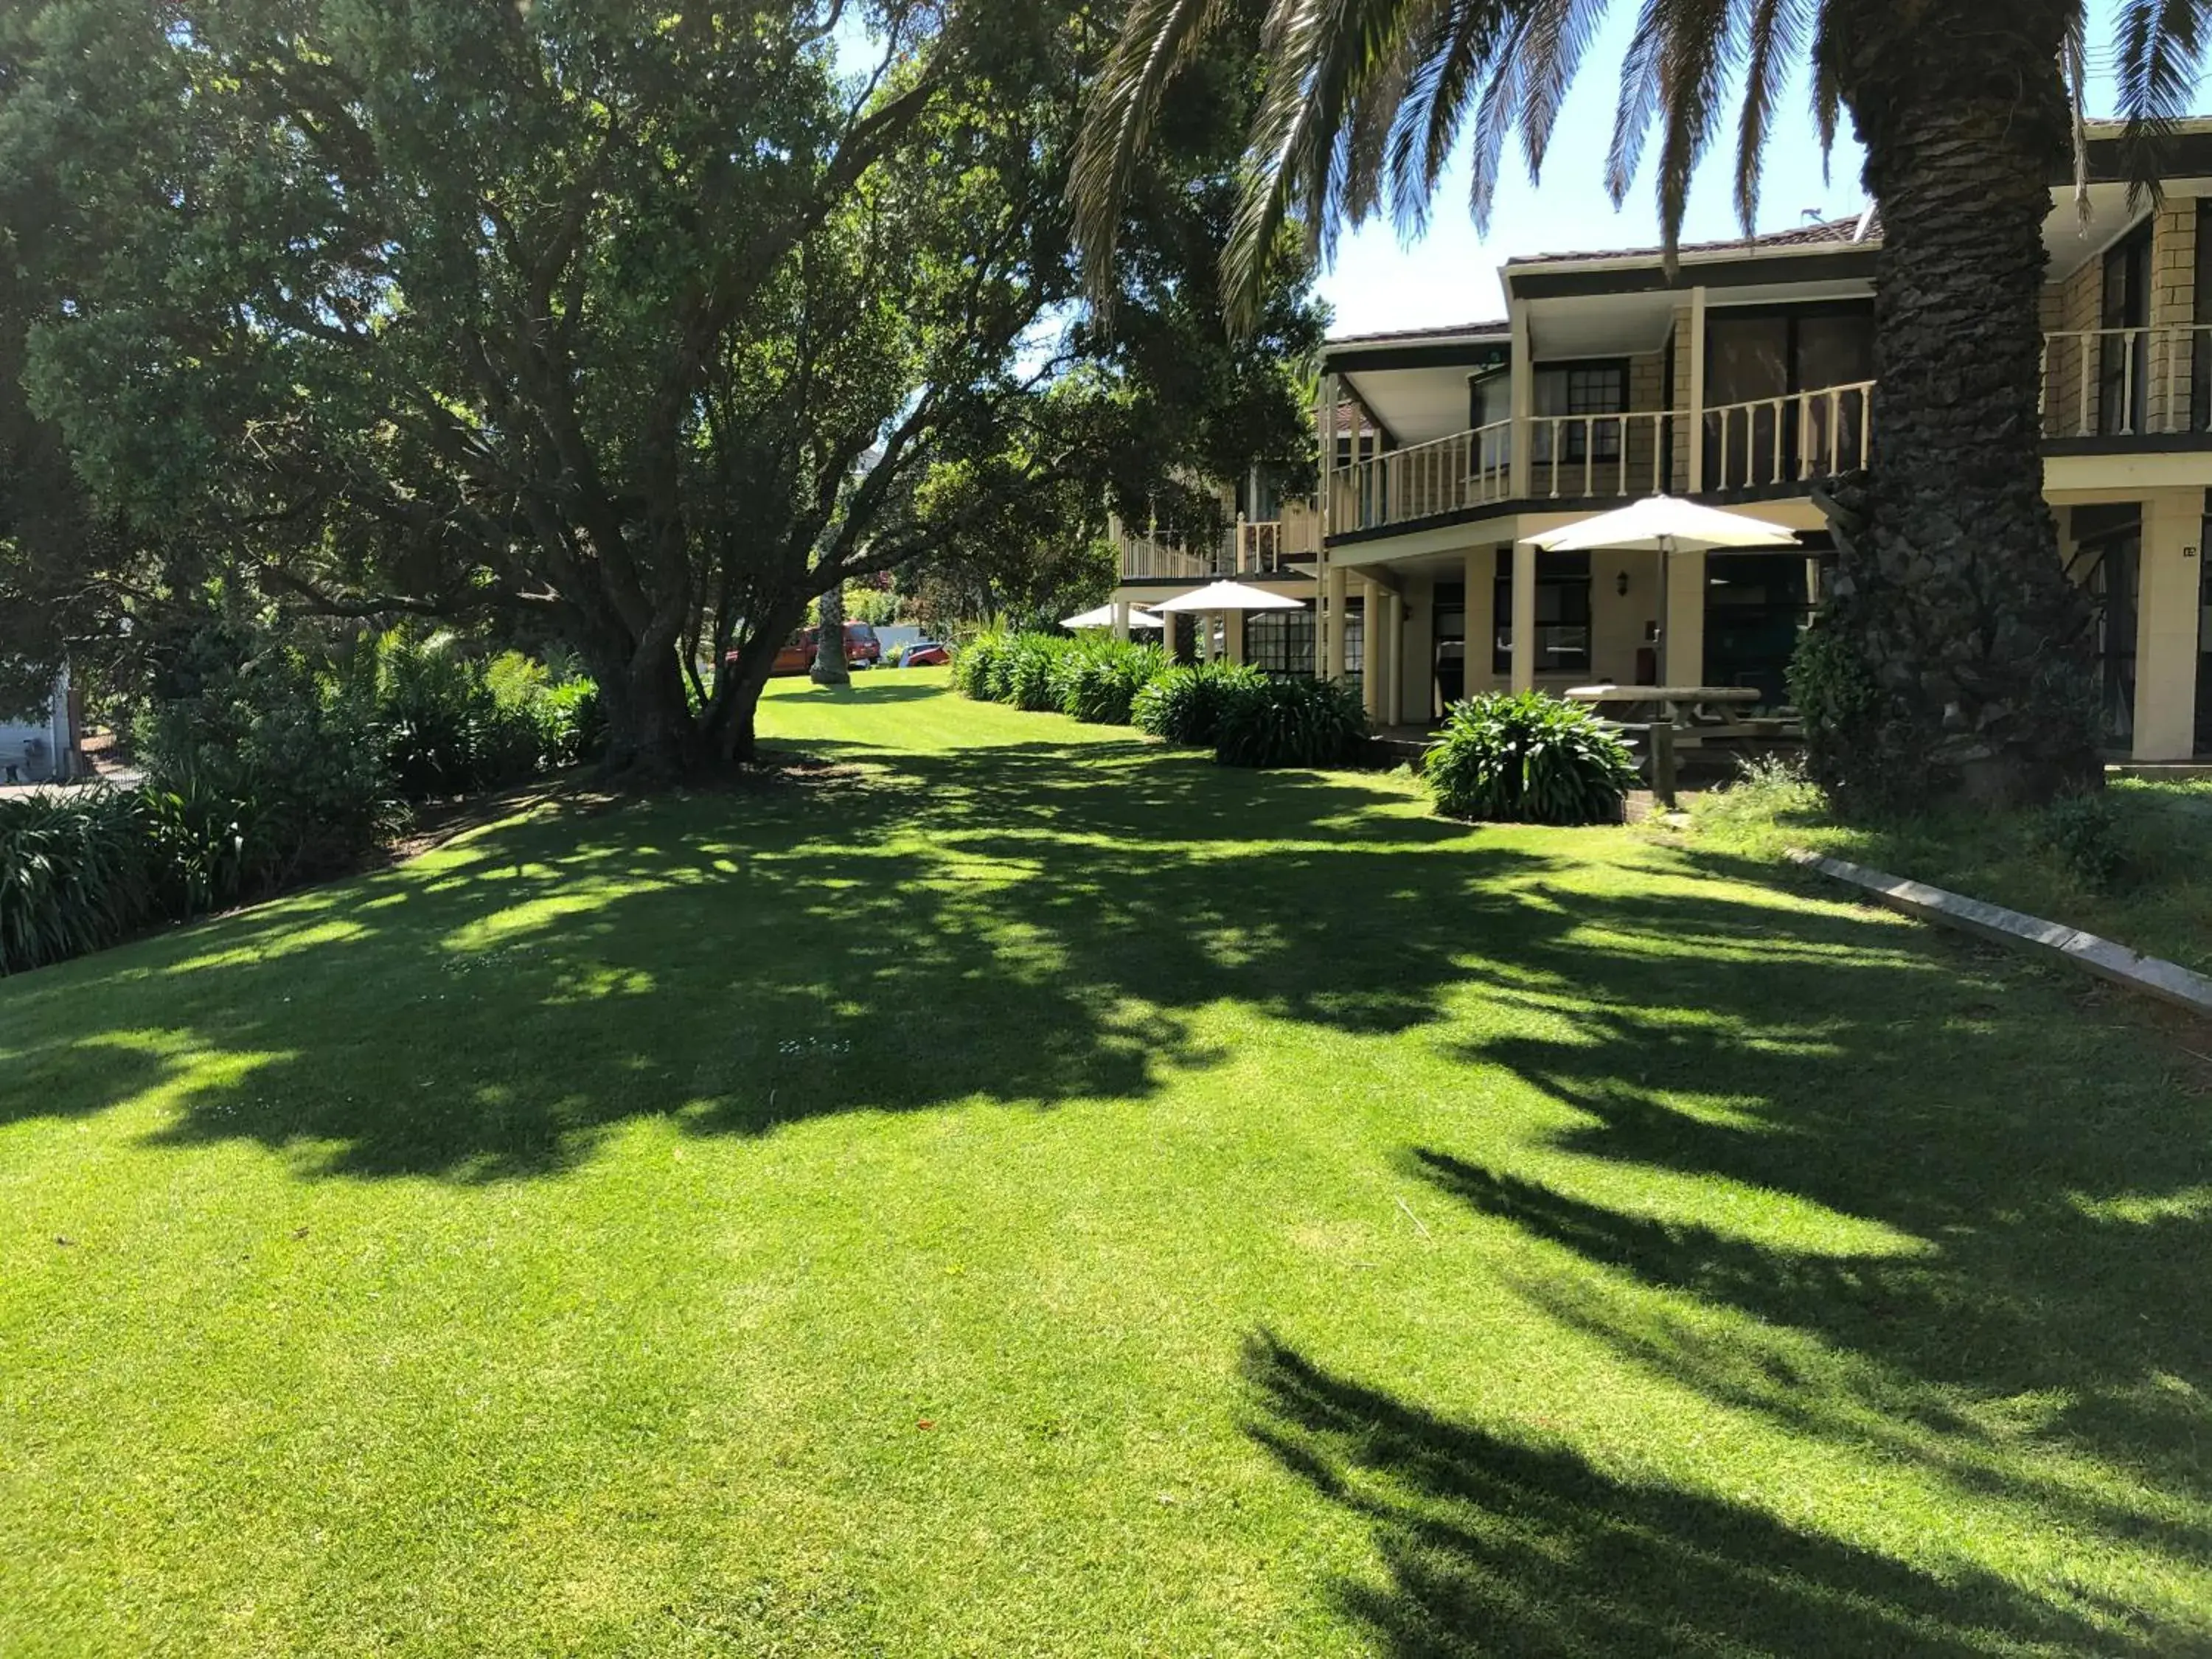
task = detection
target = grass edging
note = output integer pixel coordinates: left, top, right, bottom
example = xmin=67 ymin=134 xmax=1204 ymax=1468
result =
xmin=1787 ymin=847 xmax=2212 ymax=1018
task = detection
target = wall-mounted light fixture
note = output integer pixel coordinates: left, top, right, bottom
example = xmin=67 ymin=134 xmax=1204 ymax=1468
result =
xmin=1615 ymin=571 xmax=1631 ymax=598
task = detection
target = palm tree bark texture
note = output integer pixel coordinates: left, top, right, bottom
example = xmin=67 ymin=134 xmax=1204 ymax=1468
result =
xmin=811 ymin=582 xmax=852 ymax=687
xmin=1812 ymin=0 xmax=2099 ymax=810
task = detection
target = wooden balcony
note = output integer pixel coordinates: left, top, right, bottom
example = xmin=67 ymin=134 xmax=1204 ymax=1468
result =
xmin=1119 ymin=506 xmax=1321 ymax=582
xmin=1326 ymin=381 xmax=1877 ymax=537
xmin=2040 ymin=324 xmax=2212 ymax=440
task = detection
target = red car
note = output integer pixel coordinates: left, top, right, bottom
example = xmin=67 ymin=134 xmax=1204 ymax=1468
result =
xmin=901 ymin=641 xmax=950 ymax=667
xmin=746 ymin=622 xmax=883 ymax=677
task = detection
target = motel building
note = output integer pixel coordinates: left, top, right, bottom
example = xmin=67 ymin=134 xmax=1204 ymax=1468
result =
xmin=1109 ymin=122 xmax=2212 ymax=765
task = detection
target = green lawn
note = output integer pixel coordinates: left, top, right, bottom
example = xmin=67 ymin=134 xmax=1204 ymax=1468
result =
xmin=4 ymin=669 xmax=2208 ymax=1655
xmin=1680 ymin=762 xmax=2212 ymax=974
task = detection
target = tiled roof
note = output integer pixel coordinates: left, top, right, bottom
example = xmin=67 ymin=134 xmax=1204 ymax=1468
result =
xmin=1324 ymin=318 xmax=1512 ymax=347
xmin=1505 ymin=209 xmax=1882 ymax=267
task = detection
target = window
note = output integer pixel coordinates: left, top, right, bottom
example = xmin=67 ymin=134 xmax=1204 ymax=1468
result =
xmin=1493 ymin=549 xmax=1592 ymax=674
xmin=1532 ymin=363 xmax=1627 ymax=464
xmin=1703 ymin=305 xmax=1874 ymax=487
xmin=2101 ymin=225 xmax=2152 ymax=437
xmin=1245 ymin=608 xmax=1315 ymax=678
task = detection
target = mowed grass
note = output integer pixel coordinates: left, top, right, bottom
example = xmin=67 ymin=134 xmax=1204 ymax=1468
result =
xmin=1683 ymin=765 xmax=2212 ymax=974
xmin=3 ymin=667 xmax=2209 ymax=1656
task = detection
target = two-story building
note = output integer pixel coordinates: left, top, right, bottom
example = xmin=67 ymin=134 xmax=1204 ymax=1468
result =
xmin=1110 ymin=122 xmax=2212 ymax=763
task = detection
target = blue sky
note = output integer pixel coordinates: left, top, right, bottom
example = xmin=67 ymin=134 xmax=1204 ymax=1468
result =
xmin=1315 ymin=1 xmax=2140 ymax=335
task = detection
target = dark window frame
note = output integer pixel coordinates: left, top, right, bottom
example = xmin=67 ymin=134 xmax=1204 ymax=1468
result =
xmin=1244 ymin=608 xmax=1317 ymax=679
xmin=1492 ymin=549 xmax=1593 ymax=675
xmin=1531 ymin=358 xmax=1630 ymax=464
xmin=1701 ymin=300 xmax=1875 ymax=487
xmin=2101 ymin=221 xmax=2153 ymax=437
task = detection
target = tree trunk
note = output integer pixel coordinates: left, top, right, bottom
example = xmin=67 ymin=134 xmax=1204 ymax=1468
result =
xmin=713 ymin=633 xmax=785 ymax=765
xmin=810 ymin=580 xmax=851 ymax=686
xmin=590 ymin=632 xmax=700 ymax=785
xmin=1813 ymin=0 xmax=2099 ymax=813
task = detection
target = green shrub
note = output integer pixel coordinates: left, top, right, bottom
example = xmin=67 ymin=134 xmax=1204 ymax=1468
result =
xmin=1133 ymin=661 xmax=1267 ymax=746
xmin=1004 ymin=634 xmax=1074 ymax=712
xmin=1062 ymin=641 xmax=1166 ymax=726
xmin=952 ymin=632 xmax=1006 ymax=700
xmin=1422 ymin=691 xmax=1640 ymax=825
xmin=142 ymin=647 xmax=400 ymax=882
xmin=1213 ymin=678 xmax=1368 ymax=768
xmin=0 ymin=790 xmax=162 ymax=974
xmin=353 ymin=632 xmax=599 ymax=797
xmin=536 ymin=678 xmax=605 ymax=766
xmin=2034 ymin=789 xmax=2128 ymax=891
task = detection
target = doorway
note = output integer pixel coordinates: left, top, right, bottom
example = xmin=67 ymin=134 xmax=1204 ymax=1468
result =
xmin=2071 ymin=505 xmax=2142 ymax=747
xmin=1705 ymin=553 xmax=1813 ymax=708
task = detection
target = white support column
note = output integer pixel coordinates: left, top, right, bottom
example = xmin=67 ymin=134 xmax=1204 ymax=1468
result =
xmin=1509 ymin=310 xmax=1533 ymax=499
xmin=1318 ymin=372 xmax=1340 ymax=538
xmin=2135 ymin=488 xmax=2202 ymax=759
xmin=1400 ymin=574 xmax=1434 ymax=723
xmin=1664 ymin=549 xmax=1707 ymax=686
xmin=1362 ymin=578 xmax=1383 ymax=720
xmin=1686 ymin=285 xmax=1708 ymax=493
xmin=1225 ymin=606 xmax=1245 ymax=668
xmin=1511 ymin=540 xmax=1537 ymax=693
xmin=1326 ymin=560 xmax=1349 ymax=681
xmin=1382 ymin=588 xmax=1403 ymax=727
xmin=1464 ymin=547 xmax=1494 ymax=698
xmin=1113 ymin=601 xmax=1130 ymax=643
xmin=1197 ymin=611 xmax=1215 ymax=664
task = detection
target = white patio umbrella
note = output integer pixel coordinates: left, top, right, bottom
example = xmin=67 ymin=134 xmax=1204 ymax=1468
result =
xmin=1150 ymin=580 xmax=1304 ymax=664
xmin=1060 ymin=602 xmax=1164 ymax=630
xmin=1528 ymin=495 xmax=1799 ymax=682
xmin=1148 ymin=580 xmax=1304 ymax=613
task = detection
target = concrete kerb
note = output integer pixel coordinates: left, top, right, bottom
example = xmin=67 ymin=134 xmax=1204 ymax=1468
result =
xmin=1787 ymin=849 xmax=2212 ymax=1018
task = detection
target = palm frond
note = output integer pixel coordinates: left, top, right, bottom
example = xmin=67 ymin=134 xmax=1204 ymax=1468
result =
xmin=1650 ymin=0 xmax=1739 ymax=255
xmin=1516 ymin=0 xmax=1615 ymax=176
xmin=1068 ymin=0 xmax=1234 ymax=308
xmin=2064 ymin=4 xmax=2092 ymax=227
xmin=1733 ymin=0 xmax=1808 ymax=230
xmin=1385 ymin=0 xmax=1515 ymax=239
xmin=1466 ymin=15 xmax=1531 ymax=232
xmin=1605 ymin=0 xmax=1663 ymax=205
xmin=1222 ymin=0 xmax=1433 ymax=330
xmin=2112 ymin=0 xmax=2211 ymax=210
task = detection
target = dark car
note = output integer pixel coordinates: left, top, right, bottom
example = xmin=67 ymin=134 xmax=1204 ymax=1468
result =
xmin=901 ymin=641 xmax=950 ymax=667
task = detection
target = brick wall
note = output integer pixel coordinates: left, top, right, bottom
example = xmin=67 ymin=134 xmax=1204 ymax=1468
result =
xmin=1624 ymin=350 xmax=1669 ymax=493
xmin=2042 ymin=242 xmax=2104 ymax=435
xmin=1669 ymin=305 xmax=1692 ymax=490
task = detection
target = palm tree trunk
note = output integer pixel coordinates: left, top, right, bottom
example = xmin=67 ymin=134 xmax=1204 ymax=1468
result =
xmin=1814 ymin=0 xmax=2100 ymax=811
xmin=810 ymin=580 xmax=851 ymax=686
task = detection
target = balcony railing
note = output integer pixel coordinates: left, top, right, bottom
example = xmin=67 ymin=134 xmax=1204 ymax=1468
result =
xmin=2040 ymin=324 xmax=2212 ymax=438
xmin=1234 ymin=508 xmax=1321 ymax=573
xmin=1328 ymin=386 xmax=1876 ymax=534
xmin=1120 ymin=515 xmax=1320 ymax=582
xmin=1117 ymin=530 xmax=1219 ymax=581
xmin=1703 ymin=380 xmax=1874 ymax=492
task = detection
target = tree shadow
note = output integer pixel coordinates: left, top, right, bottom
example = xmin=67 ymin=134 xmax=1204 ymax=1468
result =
xmin=1388 ymin=838 xmax=2212 ymax=1585
xmin=1242 ymin=1334 xmax=2157 ymax=1657
xmin=1 ymin=740 xmax=1562 ymax=1176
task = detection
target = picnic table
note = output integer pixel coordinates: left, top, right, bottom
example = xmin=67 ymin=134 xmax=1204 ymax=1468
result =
xmin=1564 ymin=684 xmax=1761 ymax=723
xmin=1563 ymin=685 xmax=1792 ymax=807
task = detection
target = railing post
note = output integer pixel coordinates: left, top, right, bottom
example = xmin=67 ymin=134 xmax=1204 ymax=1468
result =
xmin=1509 ymin=309 xmax=1534 ymax=498
xmin=1687 ymin=285 xmax=1708 ymax=493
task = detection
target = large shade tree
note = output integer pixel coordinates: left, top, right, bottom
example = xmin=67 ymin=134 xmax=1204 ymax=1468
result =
xmin=0 ymin=0 xmax=1318 ymax=778
xmin=1072 ymin=0 xmax=2208 ymax=810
